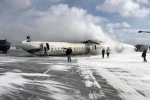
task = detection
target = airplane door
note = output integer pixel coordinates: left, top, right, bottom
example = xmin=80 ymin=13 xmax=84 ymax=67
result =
xmin=94 ymin=45 xmax=96 ymax=50
xmin=40 ymin=44 xmax=43 ymax=51
xmin=40 ymin=43 xmax=47 ymax=55
xmin=40 ymin=44 xmax=44 ymax=54
xmin=46 ymin=43 xmax=49 ymax=50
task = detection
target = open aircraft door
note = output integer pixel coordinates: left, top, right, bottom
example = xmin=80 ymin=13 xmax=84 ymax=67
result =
xmin=40 ymin=43 xmax=50 ymax=55
xmin=46 ymin=43 xmax=50 ymax=50
xmin=40 ymin=43 xmax=46 ymax=55
xmin=92 ymin=45 xmax=96 ymax=50
xmin=40 ymin=44 xmax=44 ymax=55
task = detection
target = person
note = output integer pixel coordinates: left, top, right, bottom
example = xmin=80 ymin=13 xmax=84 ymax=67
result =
xmin=106 ymin=47 xmax=111 ymax=58
xmin=44 ymin=46 xmax=48 ymax=56
xmin=142 ymin=49 xmax=147 ymax=62
xmin=102 ymin=49 xmax=105 ymax=58
xmin=86 ymin=47 xmax=91 ymax=57
xmin=66 ymin=47 xmax=72 ymax=62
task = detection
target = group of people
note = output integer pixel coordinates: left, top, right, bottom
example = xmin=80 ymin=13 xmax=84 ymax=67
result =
xmin=102 ymin=47 xmax=111 ymax=58
xmin=43 ymin=46 xmax=73 ymax=62
xmin=65 ymin=47 xmax=111 ymax=62
xmin=65 ymin=47 xmax=91 ymax=62
xmin=45 ymin=46 xmax=148 ymax=62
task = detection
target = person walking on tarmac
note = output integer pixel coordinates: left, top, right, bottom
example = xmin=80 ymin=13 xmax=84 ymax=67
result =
xmin=44 ymin=46 xmax=48 ymax=56
xmin=86 ymin=47 xmax=91 ymax=57
xmin=142 ymin=49 xmax=147 ymax=62
xmin=106 ymin=47 xmax=111 ymax=58
xmin=102 ymin=49 xmax=105 ymax=58
xmin=66 ymin=47 xmax=72 ymax=62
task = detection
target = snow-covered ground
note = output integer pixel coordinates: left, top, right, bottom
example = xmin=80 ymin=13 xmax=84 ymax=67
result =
xmin=0 ymin=50 xmax=150 ymax=100
xmin=77 ymin=52 xmax=150 ymax=100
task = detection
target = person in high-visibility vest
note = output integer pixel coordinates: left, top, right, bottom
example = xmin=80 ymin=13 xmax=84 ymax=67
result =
xmin=44 ymin=46 xmax=48 ymax=56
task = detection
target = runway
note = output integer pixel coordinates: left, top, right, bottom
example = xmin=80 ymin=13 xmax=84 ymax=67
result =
xmin=0 ymin=49 xmax=150 ymax=100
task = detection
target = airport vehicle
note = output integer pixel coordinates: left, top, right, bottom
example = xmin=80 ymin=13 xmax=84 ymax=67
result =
xmin=0 ymin=39 xmax=11 ymax=53
xmin=18 ymin=36 xmax=124 ymax=56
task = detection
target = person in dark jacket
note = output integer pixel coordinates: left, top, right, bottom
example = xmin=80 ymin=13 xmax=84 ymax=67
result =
xmin=102 ymin=49 xmax=105 ymax=58
xmin=142 ymin=49 xmax=147 ymax=62
xmin=66 ymin=47 xmax=72 ymax=62
xmin=106 ymin=47 xmax=111 ymax=58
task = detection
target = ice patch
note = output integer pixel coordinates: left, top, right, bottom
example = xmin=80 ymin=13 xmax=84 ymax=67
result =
xmin=0 ymin=57 xmax=26 ymax=63
xmin=49 ymin=65 xmax=71 ymax=71
xmin=77 ymin=61 xmax=102 ymax=89
xmin=20 ymin=73 xmax=50 ymax=77
xmin=0 ymin=72 xmax=29 ymax=95
xmin=13 ymin=69 xmax=22 ymax=72
xmin=77 ymin=59 xmax=105 ymax=99
xmin=40 ymin=80 xmax=78 ymax=100
xmin=38 ymin=63 xmax=54 ymax=65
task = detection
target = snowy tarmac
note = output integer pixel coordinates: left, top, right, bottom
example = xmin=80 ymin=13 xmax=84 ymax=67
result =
xmin=0 ymin=49 xmax=150 ymax=100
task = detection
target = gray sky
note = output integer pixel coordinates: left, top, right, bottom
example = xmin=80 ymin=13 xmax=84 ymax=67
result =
xmin=0 ymin=0 xmax=150 ymax=46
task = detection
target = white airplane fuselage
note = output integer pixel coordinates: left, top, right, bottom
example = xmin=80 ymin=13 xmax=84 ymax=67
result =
xmin=19 ymin=40 xmax=116 ymax=56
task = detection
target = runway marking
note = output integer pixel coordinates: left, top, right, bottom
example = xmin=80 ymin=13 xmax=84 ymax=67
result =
xmin=77 ymin=60 xmax=105 ymax=99
xmin=43 ymin=69 xmax=51 ymax=74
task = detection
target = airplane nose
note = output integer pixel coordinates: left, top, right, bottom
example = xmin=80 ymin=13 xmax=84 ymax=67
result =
xmin=18 ymin=40 xmax=28 ymax=49
xmin=18 ymin=42 xmax=27 ymax=50
xmin=17 ymin=43 xmax=23 ymax=49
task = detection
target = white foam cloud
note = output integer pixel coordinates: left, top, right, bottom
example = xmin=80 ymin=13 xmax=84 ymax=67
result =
xmin=96 ymin=0 xmax=150 ymax=18
xmin=0 ymin=4 xmax=116 ymax=46
xmin=29 ymin=4 xmax=107 ymax=42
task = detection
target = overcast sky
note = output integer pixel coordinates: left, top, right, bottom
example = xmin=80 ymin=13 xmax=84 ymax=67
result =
xmin=0 ymin=0 xmax=150 ymax=46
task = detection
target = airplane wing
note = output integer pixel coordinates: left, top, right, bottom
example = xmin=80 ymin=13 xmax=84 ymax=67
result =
xmin=62 ymin=47 xmax=67 ymax=49
xmin=138 ymin=31 xmax=142 ymax=33
xmin=138 ymin=30 xmax=150 ymax=33
xmin=80 ymin=40 xmax=102 ymax=44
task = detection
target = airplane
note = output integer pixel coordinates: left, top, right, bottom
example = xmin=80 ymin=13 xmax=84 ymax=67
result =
xmin=138 ymin=30 xmax=150 ymax=33
xmin=18 ymin=35 xmax=124 ymax=56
